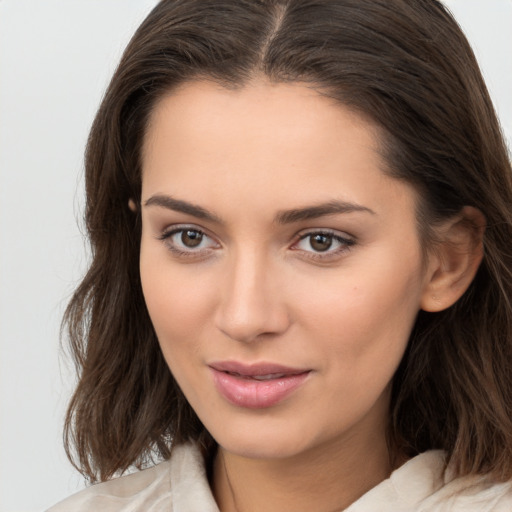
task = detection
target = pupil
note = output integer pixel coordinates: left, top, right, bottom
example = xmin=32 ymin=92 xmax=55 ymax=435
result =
xmin=182 ymin=230 xmax=203 ymax=248
xmin=310 ymin=234 xmax=332 ymax=252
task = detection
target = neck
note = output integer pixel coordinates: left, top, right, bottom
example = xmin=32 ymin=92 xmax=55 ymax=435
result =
xmin=212 ymin=423 xmax=396 ymax=512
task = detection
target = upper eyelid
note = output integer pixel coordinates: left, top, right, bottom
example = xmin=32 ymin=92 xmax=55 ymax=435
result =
xmin=293 ymin=233 xmax=355 ymax=247
xmin=294 ymin=227 xmax=356 ymax=241
xmin=291 ymin=229 xmax=356 ymax=252
xmin=160 ymin=223 xmax=215 ymax=239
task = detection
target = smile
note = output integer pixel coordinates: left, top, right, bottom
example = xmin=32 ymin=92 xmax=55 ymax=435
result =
xmin=209 ymin=362 xmax=311 ymax=409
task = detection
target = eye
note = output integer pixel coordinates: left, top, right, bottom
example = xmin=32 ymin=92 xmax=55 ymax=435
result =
xmin=176 ymin=229 xmax=205 ymax=248
xmin=158 ymin=226 xmax=219 ymax=256
xmin=292 ymin=230 xmax=355 ymax=259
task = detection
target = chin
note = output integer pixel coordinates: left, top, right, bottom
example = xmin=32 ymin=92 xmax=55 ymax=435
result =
xmin=206 ymin=417 xmax=316 ymax=461
xmin=218 ymin=437 xmax=307 ymax=461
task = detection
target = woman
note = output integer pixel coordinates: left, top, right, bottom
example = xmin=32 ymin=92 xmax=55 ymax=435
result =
xmin=48 ymin=0 xmax=512 ymax=510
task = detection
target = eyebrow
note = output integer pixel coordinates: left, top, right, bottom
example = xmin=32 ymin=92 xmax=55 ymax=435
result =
xmin=144 ymin=194 xmax=375 ymax=224
xmin=144 ymin=195 xmax=223 ymax=223
xmin=274 ymin=200 xmax=375 ymax=224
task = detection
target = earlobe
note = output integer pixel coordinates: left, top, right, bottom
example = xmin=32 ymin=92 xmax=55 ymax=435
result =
xmin=128 ymin=199 xmax=138 ymax=212
xmin=421 ymin=206 xmax=485 ymax=313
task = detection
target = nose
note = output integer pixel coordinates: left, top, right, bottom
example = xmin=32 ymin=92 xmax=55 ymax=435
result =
xmin=214 ymin=249 xmax=290 ymax=343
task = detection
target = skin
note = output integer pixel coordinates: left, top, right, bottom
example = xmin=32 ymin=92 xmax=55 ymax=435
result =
xmin=138 ymin=79 xmax=483 ymax=511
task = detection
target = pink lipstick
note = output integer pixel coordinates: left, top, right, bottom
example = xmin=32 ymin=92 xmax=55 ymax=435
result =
xmin=209 ymin=361 xmax=310 ymax=409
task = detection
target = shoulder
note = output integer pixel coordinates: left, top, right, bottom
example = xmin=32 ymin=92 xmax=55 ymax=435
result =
xmin=427 ymin=471 xmax=512 ymax=511
xmin=394 ymin=451 xmax=512 ymax=511
xmin=46 ymin=461 xmax=173 ymax=512
xmin=46 ymin=443 xmax=217 ymax=512
xmin=347 ymin=451 xmax=512 ymax=512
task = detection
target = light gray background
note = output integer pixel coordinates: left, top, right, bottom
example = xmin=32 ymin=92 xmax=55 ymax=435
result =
xmin=0 ymin=1 xmax=510 ymax=511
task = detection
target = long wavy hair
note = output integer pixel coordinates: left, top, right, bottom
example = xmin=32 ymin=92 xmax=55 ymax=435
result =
xmin=63 ymin=0 xmax=512 ymax=483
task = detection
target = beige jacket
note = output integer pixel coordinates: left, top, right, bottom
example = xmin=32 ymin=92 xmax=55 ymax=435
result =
xmin=47 ymin=443 xmax=512 ymax=511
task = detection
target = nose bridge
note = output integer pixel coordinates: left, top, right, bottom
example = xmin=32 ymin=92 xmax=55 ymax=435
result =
xmin=215 ymin=243 xmax=288 ymax=342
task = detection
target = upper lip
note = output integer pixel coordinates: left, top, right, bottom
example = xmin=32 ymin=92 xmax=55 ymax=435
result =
xmin=209 ymin=361 xmax=310 ymax=377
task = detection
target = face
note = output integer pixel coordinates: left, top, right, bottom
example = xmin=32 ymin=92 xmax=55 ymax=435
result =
xmin=139 ymin=80 xmax=431 ymax=461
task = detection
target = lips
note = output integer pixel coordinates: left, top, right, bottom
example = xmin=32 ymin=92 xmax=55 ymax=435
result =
xmin=232 ymin=373 xmax=289 ymax=381
xmin=209 ymin=361 xmax=311 ymax=409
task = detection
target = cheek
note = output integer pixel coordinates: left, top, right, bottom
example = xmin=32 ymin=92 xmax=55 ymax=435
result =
xmin=309 ymin=283 xmax=420 ymax=433
xmin=291 ymin=249 xmax=424 ymax=376
xmin=139 ymin=248 xmax=216 ymax=361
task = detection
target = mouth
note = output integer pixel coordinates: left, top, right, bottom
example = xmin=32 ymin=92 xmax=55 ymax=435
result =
xmin=209 ymin=361 xmax=311 ymax=409
xmin=223 ymin=372 xmax=292 ymax=381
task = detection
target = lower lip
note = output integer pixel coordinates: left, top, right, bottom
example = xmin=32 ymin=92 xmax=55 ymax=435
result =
xmin=210 ymin=369 xmax=310 ymax=409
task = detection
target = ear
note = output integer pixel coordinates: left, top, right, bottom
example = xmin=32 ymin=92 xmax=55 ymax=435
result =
xmin=128 ymin=199 xmax=138 ymax=212
xmin=421 ymin=206 xmax=485 ymax=312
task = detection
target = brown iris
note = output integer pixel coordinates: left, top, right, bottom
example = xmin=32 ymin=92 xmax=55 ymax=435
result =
xmin=310 ymin=234 xmax=333 ymax=252
xmin=181 ymin=230 xmax=203 ymax=248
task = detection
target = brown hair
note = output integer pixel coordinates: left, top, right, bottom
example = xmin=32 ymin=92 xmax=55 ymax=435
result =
xmin=63 ymin=0 xmax=512 ymax=483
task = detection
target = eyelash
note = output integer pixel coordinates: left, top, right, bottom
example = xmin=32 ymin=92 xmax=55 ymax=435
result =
xmin=157 ymin=226 xmax=356 ymax=261
xmin=157 ymin=225 xmax=218 ymax=258
xmin=292 ymin=230 xmax=356 ymax=261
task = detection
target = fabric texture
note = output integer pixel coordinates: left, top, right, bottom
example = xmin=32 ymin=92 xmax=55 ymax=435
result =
xmin=47 ymin=443 xmax=512 ymax=511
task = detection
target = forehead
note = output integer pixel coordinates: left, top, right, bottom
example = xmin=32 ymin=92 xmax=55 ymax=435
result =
xmin=143 ymin=79 xmax=382 ymax=160
xmin=141 ymin=79 xmax=415 ymax=221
